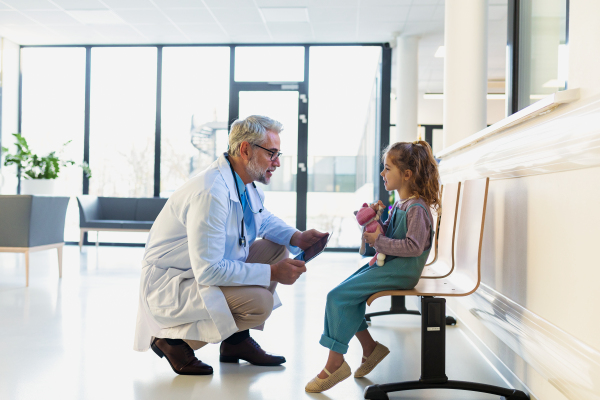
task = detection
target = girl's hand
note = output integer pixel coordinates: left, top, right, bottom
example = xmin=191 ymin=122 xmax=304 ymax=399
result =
xmin=363 ymin=226 xmax=382 ymax=246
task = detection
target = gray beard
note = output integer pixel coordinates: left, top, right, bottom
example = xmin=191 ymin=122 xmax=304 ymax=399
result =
xmin=247 ymin=156 xmax=269 ymax=184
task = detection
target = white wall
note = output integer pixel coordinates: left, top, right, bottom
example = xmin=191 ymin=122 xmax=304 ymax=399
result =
xmin=418 ymin=95 xmax=506 ymax=125
xmin=0 ymin=37 xmax=19 ymax=194
xmin=438 ymin=1 xmax=600 ymax=399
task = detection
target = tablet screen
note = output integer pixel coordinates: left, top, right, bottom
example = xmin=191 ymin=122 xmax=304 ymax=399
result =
xmin=294 ymin=233 xmax=332 ymax=263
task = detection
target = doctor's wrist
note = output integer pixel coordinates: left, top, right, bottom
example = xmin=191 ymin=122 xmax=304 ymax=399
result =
xmin=290 ymin=231 xmax=302 ymax=247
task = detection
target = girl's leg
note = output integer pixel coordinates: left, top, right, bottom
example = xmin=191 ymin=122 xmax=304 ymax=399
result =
xmin=317 ymin=350 xmax=345 ymax=379
xmin=355 ymin=329 xmax=377 ymax=360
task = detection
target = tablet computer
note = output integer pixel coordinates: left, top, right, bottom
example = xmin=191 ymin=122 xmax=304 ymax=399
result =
xmin=294 ymin=233 xmax=332 ymax=263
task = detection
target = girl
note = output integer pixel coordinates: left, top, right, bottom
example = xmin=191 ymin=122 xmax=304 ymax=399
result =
xmin=305 ymin=141 xmax=441 ymax=393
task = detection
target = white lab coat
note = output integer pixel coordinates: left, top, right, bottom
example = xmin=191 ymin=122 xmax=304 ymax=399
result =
xmin=133 ymin=154 xmax=299 ymax=352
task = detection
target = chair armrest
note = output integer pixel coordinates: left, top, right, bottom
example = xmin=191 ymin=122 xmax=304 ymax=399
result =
xmin=77 ymin=196 xmax=101 ymax=225
xmin=0 ymin=195 xmax=33 ymax=247
xmin=29 ymin=196 xmax=70 ymax=246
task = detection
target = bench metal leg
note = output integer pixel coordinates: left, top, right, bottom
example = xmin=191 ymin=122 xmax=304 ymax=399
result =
xmin=365 ymin=296 xmax=420 ymax=321
xmin=365 ymin=295 xmax=456 ymax=325
xmin=363 ymin=297 xmax=529 ymax=400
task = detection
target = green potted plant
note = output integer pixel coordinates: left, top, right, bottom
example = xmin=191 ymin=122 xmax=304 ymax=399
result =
xmin=1 ymin=133 xmax=91 ymax=195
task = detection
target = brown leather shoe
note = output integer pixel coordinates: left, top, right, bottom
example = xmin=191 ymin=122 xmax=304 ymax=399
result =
xmin=220 ymin=337 xmax=286 ymax=366
xmin=151 ymin=338 xmax=213 ymax=375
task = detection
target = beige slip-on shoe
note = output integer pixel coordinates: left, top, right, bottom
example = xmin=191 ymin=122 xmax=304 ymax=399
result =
xmin=354 ymin=342 xmax=390 ymax=378
xmin=305 ymin=361 xmax=352 ymax=393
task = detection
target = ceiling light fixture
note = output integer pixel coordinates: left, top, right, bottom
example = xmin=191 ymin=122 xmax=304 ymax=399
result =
xmin=66 ymin=10 xmax=125 ymax=25
xmin=259 ymin=7 xmax=309 ymax=23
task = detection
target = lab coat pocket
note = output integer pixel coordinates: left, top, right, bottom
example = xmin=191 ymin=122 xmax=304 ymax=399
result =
xmin=146 ymin=267 xmax=189 ymax=310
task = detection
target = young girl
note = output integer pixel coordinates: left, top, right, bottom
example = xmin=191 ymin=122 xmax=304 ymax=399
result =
xmin=305 ymin=141 xmax=441 ymax=393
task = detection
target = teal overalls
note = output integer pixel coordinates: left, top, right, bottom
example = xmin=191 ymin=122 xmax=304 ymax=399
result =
xmin=319 ymin=203 xmax=433 ymax=354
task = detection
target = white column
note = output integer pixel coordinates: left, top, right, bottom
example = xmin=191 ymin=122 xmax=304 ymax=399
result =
xmin=394 ymin=35 xmax=419 ymax=144
xmin=443 ymin=0 xmax=488 ymax=149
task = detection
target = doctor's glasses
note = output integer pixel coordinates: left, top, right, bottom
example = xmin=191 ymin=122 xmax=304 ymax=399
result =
xmin=253 ymin=144 xmax=282 ymax=161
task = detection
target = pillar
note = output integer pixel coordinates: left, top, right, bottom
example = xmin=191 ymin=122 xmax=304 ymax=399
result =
xmin=394 ymin=35 xmax=419 ymax=144
xmin=443 ymin=0 xmax=488 ymax=149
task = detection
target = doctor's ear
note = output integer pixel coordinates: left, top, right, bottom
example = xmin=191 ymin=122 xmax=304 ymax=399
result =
xmin=239 ymin=141 xmax=252 ymax=161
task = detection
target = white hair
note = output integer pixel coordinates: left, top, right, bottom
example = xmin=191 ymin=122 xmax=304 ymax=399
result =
xmin=228 ymin=115 xmax=283 ymax=157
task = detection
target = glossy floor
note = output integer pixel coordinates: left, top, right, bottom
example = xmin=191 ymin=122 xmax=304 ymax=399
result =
xmin=0 ymin=246 xmax=508 ymax=400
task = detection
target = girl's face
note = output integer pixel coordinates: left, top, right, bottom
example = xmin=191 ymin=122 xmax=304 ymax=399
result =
xmin=381 ymin=154 xmax=412 ymax=196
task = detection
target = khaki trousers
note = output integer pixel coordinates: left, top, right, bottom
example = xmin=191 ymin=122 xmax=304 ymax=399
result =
xmin=185 ymin=239 xmax=288 ymax=350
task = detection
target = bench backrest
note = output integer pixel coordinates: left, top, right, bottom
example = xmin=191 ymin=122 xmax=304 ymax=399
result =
xmin=425 ymin=186 xmax=441 ymax=266
xmin=453 ymin=178 xmax=489 ymax=286
xmin=423 ymin=182 xmax=461 ymax=278
xmin=77 ymin=195 xmax=167 ymax=223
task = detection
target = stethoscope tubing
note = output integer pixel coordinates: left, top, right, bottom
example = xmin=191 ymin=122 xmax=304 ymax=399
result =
xmin=227 ymin=156 xmax=265 ymax=247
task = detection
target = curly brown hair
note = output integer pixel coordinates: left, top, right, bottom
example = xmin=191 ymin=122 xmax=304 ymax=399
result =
xmin=383 ymin=141 xmax=441 ymax=212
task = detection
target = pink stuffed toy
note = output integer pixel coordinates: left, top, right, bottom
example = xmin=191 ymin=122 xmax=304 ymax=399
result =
xmin=355 ymin=201 xmax=387 ymax=266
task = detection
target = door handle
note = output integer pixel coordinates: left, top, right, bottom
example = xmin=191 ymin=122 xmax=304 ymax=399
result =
xmin=298 ymin=163 xmax=307 ymax=172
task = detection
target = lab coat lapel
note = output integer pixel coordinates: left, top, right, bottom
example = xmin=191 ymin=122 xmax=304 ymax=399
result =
xmin=216 ymin=153 xmax=241 ymax=204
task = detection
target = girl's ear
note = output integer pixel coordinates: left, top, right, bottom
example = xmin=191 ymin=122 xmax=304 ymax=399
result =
xmin=404 ymin=169 xmax=413 ymax=181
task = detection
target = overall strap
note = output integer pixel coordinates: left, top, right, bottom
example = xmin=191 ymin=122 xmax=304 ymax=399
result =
xmin=405 ymin=202 xmax=431 ymax=220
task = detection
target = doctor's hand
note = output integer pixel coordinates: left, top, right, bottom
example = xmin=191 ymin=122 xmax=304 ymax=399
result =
xmin=290 ymin=229 xmax=329 ymax=250
xmin=270 ymin=258 xmax=307 ymax=285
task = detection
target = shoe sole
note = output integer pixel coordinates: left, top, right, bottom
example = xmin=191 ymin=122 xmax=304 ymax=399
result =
xmin=220 ymin=355 xmax=285 ymax=366
xmin=152 ymin=341 xmax=213 ymax=375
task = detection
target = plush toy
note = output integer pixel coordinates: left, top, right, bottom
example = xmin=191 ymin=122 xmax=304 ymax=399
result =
xmin=355 ymin=201 xmax=387 ymax=266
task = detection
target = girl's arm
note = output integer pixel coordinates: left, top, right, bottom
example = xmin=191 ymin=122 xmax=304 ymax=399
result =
xmin=373 ymin=206 xmax=431 ymax=257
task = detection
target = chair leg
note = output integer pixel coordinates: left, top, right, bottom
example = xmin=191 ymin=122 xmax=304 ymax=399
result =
xmin=25 ymin=251 xmax=30 ymax=287
xmin=79 ymin=230 xmax=84 ymax=251
xmin=57 ymin=246 xmax=63 ymax=278
xmin=363 ymin=297 xmax=529 ymax=400
xmin=96 ymin=231 xmax=99 ymax=248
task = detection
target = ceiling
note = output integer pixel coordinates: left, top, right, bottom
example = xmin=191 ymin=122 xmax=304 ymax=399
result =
xmin=0 ymin=0 xmax=508 ymax=93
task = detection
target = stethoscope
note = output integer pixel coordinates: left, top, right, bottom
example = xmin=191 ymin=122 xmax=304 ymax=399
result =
xmin=227 ymin=155 xmax=264 ymax=247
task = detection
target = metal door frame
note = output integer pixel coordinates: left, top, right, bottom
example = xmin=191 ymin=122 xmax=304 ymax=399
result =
xmin=228 ymin=46 xmax=309 ymax=231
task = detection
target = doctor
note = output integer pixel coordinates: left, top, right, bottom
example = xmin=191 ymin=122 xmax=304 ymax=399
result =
xmin=134 ymin=115 xmax=328 ymax=375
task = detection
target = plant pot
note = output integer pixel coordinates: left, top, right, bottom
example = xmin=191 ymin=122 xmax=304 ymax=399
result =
xmin=21 ymin=178 xmax=56 ymax=195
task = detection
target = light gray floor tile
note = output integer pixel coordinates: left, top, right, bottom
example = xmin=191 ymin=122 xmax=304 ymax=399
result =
xmin=0 ymin=246 xmax=508 ymax=399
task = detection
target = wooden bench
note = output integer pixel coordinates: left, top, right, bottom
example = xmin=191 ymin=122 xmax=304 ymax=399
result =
xmin=364 ymin=183 xmax=461 ymax=325
xmin=363 ymin=178 xmax=529 ymax=400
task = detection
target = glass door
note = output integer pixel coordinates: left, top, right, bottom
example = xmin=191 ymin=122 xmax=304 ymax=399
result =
xmin=230 ymin=45 xmax=308 ymax=231
xmin=238 ymin=91 xmax=300 ymax=228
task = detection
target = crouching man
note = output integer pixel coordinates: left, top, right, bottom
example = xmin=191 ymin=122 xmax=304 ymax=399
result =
xmin=133 ymin=115 xmax=327 ymax=375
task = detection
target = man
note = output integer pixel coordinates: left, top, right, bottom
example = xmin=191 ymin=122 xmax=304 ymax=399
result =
xmin=134 ymin=115 xmax=328 ymax=375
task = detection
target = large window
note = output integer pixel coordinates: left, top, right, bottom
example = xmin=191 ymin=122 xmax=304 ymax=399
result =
xmin=20 ymin=47 xmax=86 ymax=242
xmin=89 ymin=47 xmax=157 ymax=198
xmin=307 ymin=46 xmax=382 ymax=248
xmin=516 ymin=0 xmax=568 ymax=110
xmin=17 ymin=44 xmax=389 ymax=248
xmin=161 ymin=47 xmax=230 ymax=196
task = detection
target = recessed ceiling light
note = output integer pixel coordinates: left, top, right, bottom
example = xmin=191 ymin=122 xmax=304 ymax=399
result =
xmin=66 ymin=10 xmax=126 ymax=25
xmin=434 ymin=46 xmax=445 ymax=58
xmin=259 ymin=7 xmax=309 ymax=23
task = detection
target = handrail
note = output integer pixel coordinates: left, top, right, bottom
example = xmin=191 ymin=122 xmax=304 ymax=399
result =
xmin=436 ymin=88 xmax=580 ymax=159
